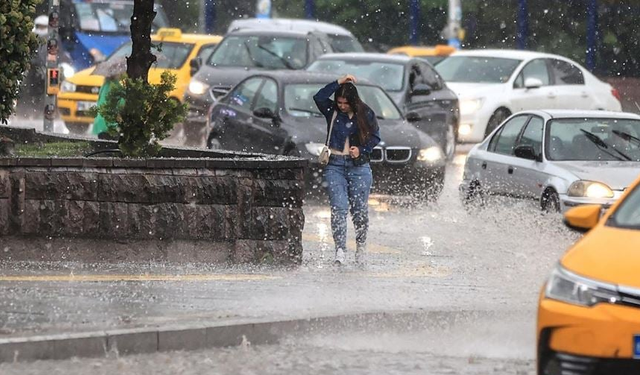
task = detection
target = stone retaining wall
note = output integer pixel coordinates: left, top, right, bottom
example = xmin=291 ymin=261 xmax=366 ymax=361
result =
xmin=0 ymin=157 xmax=307 ymax=264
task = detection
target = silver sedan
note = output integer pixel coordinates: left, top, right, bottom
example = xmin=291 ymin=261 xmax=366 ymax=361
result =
xmin=460 ymin=110 xmax=640 ymax=212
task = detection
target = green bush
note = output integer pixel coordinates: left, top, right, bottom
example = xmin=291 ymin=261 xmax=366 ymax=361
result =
xmin=96 ymin=71 xmax=187 ymax=157
xmin=0 ymin=0 xmax=41 ymax=124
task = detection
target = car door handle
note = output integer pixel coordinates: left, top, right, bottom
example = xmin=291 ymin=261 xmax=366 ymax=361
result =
xmin=508 ymin=166 xmax=514 ymax=174
xmin=481 ymin=162 xmax=487 ymax=170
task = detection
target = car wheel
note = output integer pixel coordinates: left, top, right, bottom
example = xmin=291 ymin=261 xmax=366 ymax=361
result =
xmin=444 ymin=123 xmax=456 ymax=160
xmin=65 ymin=122 xmax=91 ymax=135
xmin=485 ymin=108 xmax=511 ymax=137
xmin=462 ymin=180 xmax=485 ymax=211
xmin=541 ymin=189 xmax=560 ymax=213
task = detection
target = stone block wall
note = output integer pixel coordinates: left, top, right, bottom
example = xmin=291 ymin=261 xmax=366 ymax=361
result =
xmin=0 ymin=157 xmax=307 ymax=264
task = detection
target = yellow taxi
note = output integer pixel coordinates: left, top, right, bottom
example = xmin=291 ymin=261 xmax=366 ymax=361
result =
xmin=537 ymin=173 xmax=640 ymax=374
xmin=387 ymin=45 xmax=455 ymax=65
xmin=58 ymin=28 xmax=222 ymax=134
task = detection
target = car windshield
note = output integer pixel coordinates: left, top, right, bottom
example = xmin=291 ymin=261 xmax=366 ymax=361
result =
xmin=74 ymin=2 xmax=168 ymax=33
xmin=108 ymin=42 xmax=194 ymax=70
xmin=546 ymin=118 xmax=640 ymax=161
xmin=208 ymin=35 xmax=308 ymax=69
xmin=328 ymin=35 xmax=365 ymax=52
xmin=435 ymin=56 xmax=521 ymax=83
xmin=307 ymin=60 xmax=405 ymax=91
xmin=608 ymin=182 xmax=640 ymax=230
xmin=284 ymin=84 xmax=402 ymax=120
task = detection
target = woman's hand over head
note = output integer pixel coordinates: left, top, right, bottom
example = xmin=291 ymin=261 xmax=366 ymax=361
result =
xmin=338 ymin=74 xmax=357 ymax=85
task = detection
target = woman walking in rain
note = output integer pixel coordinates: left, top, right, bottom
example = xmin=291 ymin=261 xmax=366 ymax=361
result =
xmin=314 ymin=74 xmax=381 ymax=266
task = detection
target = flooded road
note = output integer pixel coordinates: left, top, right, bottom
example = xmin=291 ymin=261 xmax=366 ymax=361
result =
xmin=0 ymin=148 xmax=579 ymax=373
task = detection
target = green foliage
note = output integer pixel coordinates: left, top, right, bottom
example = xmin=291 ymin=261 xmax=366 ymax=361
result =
xmin=96 ymin=71 xmax=187 ymax=157
xmin=0 ymin=0 xmax=41 ymax=124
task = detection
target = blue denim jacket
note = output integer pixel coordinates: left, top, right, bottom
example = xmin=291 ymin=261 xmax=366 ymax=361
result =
xmin=313 ymin=81 xmax=381 ymax=154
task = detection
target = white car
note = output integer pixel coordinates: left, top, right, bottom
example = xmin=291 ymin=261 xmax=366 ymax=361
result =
xmin=436 ymin=49 xmax=622 ymax=143
xmin=460 ymin=110 xmax=640 ymax=212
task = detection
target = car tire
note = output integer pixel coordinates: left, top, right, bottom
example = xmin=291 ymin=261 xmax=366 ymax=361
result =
xmin=485 ymin=108 xmax=511 ymax=138
xmin=444 ymin=123 xmax=456 ymax=160
xmin=462 ymin=180 xmax=485 ymax=211
xmin=65 ymin=122 xmax=91 ymax=135
xmin=541 ymin=189 xmax=561 ymax=213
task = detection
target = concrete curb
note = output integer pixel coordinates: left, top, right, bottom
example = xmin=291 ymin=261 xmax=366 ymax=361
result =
xmin=0 ymin=310 xmax=490 ymax=363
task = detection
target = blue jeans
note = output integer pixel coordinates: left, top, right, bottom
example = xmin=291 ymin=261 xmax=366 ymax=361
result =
xmin=323 ymin=154 xmax=373 ymax=253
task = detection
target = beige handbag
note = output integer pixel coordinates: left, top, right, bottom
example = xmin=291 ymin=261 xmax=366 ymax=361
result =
xmin=318 ymin=110 xmax=338 ymax=166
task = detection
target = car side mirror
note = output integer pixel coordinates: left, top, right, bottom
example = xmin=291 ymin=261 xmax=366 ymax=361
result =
xmin=189 ymin=57 xmax=202 ymax=76
xmin=563 ymin=205 xmax=602 ymax=232
xmin=405 ymin=111 xmax=421 ymax=122
xmin=514 ymin=145 xmax=540 ymax=161
xmin=524 ymin=77 xmax=543 ymax=89
xmin=254 ymin=107 xmax=277 ymax=119
xmin=411 ymin=83 xmax=431 ymax=96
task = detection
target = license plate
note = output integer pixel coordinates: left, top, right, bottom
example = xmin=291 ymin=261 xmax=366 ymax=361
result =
xmin=634 ymin=335 xmax=640 ymax=358
xmin=77 ymin=101 xmax=96 ymax=111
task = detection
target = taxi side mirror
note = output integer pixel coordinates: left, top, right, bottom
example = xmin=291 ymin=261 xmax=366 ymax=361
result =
xmin=563 ymin=204 xmax=602 ymax=233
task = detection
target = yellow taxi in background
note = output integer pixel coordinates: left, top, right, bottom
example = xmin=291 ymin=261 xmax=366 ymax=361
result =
xmin=537 ymin=173 xmax=640 ymax=374
xmin=387 ymin=45 xmax=455 ymax=65
xmin=58 ymin=28 xmax=222 ymax=135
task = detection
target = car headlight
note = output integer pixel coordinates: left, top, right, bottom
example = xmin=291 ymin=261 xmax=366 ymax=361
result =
xmin=459 ymin=98 xmax=484 ymax=116
xmin=545 ymin=265 xmax=620 ymax=307
xmin=417 ymin=146 xmax=444 ymax=162
xmin=188 ymin=80 xmax=210 ymax=96
xmin=60 ymin=63 xmax=75 ymax=79
xmin=61 ymin=81 xmax=76 ymax=93
xmin=305 ymin=142 xmax=325 ymax=156
xmin=567 ymin=180 xmax=614 ymax=198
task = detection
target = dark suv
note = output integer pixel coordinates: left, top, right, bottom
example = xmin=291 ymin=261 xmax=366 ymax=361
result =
xmin=183 ymin=28 xmax=363 ymax=144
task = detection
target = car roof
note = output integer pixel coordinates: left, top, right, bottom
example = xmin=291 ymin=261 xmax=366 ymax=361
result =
xmin=450 ymin=49 xmax=568 ymax=60
xmin=316 ymin=53 xmax=413 ymax=64
xmin=521 ymin=109 xmax=640 ymax=120
xmin=227 ymin=18 xmax=355 ymax=36
xmin=246 ymin=70 xmax=377 ymax=86
xmin=226 ymin=29 xmax=312 ymax=38
xmin=153 ymin=33 xmax=223 ymax=44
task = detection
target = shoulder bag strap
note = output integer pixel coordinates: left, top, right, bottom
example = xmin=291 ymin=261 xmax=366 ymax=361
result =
xmin=325 ymin=110 xmax=338 ymax=146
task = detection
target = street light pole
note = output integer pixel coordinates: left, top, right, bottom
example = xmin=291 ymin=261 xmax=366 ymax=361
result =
xmin=43 ymin=0 xmax=61 ymax=133
xmin=409 ymin=0 xmax=420 ymax=46
xmin=446 ymin=0 xmax=462 ymax=49
xmin=516 ymin=0 xmax=528 ymax=49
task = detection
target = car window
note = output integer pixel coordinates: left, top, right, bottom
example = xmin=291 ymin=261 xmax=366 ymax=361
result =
xmin=436 ymin=56 xmax=521 ymax=83
xmin=517 ymin=116 xmax=544 ymax=157
xmin=608 ymin=181 xmax=640 ymax=230
xmin=308 ymin=60 xmax=405 ymax=91
xmin=546 ymin=118 xmax=640 ymax=161
xmin=550 ymin=59 xmax=585 ymax=85
xmin=514 ymin=59 xmax=550 ymax=88
xmin=196 ymin=44 xmax=218 ymax=64
xmin=417 ymin=62 xmax=443 ymax=91
xmin=253 ymin=79 xmax=278 ymax=113
xmin=489 ymin=115 xmax=529 ymax=155
xmin=208 ymin=35 xmax=308 ymax=69
xmin=327 ymin=35 xmax=365 ymax=53
xmin=229 ymin=78 xmax=263 ymax=111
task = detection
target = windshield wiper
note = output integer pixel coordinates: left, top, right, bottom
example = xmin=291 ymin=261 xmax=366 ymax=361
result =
xmin=288 ymin=107 xmax=323 ymax=117
xmin=257 ymin=44 xmax=295 ymax=70
xmin=244 ymin=41 xmax=264 ymax=68
xmin=579 ymin=129 xmax=631 ymax=161
xmin=612 ymin=129 xmax=640 ymax=147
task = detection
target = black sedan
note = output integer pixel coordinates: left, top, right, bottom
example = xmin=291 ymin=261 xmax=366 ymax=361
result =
xmin=307 ymin=53 xmax=459 ymax=160
xmin=206 ymin=71 xmax=447 ymax=200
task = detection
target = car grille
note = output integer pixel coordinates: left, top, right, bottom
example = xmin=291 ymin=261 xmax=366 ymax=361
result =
xmin=76 ymin=85 xmax=100 ymax=95
xmin=385 ymin=147 xmax=412 ymax=163
xmin=541 ymin=351 xmax=640 ymax=375
xmin=371 ymin=147 xmax=383 ymax=162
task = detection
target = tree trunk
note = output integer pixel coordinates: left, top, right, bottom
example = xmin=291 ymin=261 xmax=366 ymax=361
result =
xmin=127 ymin=0 xmax=156 ymax=82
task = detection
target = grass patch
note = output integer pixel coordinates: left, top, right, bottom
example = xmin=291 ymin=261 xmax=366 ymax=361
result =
xmin=15 ymin=142 xmax=92 ymax=157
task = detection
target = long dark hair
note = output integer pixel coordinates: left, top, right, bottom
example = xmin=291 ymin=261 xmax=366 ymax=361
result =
xmin=334 ymin=83 xmax=374 ymax=144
